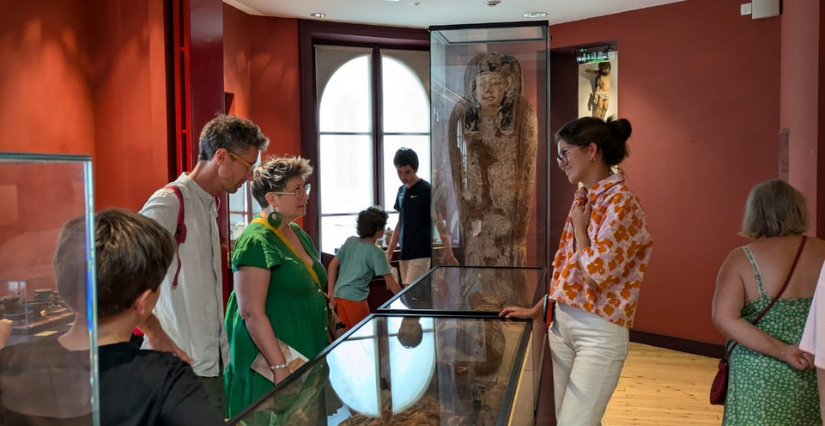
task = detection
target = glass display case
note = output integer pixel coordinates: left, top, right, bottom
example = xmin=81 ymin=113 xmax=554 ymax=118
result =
xmin=379 ymin=266 xmax=544 ymax=315
xmin=229 ymin=314 xmax=533 ymax=426
xmin=0 ymin=153 xmax=99 ymax=424
xmin=379 ymin=266 xmax=544 ymax=426
xmin=429 ymin=22 xmax=550 ymax=271
xmin=232 ymin=21 xmax=552 ymax=426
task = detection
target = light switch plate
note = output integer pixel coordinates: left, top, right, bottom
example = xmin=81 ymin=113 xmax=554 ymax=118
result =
xmin=741 ymin=3 xmax=752 ymax=15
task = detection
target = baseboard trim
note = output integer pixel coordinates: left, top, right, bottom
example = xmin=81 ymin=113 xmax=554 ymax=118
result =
xmin=630 ymin=330 xmax=725 ymax=359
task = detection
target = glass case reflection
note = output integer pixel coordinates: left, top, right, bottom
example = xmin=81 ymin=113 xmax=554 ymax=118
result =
xmin=380 ymin=266 xmax=544 ymax=314
xmin=230 ymin=315 xmax=530 ymax=426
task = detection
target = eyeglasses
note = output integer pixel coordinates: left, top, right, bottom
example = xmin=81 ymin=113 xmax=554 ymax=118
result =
xmin=272 ymin=183 xmax=311 ymax=198
xmin=227 ymin=151 xmax=257 ymax=173
xmin=557 ymin=146 xmax=586 ymax=165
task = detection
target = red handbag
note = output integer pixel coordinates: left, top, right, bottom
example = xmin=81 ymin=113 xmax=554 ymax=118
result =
xmin=709 ymin=351 xmax=732 ymax=405
xmin=710 ymin=235 xmax=807 ymax=405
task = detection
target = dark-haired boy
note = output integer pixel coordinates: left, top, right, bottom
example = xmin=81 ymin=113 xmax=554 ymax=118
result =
xmin=327 ymin=207 xmax=402 ymax=332
xmin=0 ymin=209 xmax=223 ymax=425
xmin=385 ymin=148 xmax=432 ymax=286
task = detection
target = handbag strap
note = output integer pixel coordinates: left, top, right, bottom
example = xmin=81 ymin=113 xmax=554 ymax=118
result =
xmin=725 ymin=235 xmax=808 ymax=359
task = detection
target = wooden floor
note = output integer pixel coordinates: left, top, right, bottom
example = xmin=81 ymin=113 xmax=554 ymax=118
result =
xmin=602 ymin=343 xmax=724 ymax=426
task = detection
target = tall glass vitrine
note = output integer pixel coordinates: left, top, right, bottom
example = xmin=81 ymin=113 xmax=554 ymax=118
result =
xmin=0 ymin=153 xmax=99 ymax=424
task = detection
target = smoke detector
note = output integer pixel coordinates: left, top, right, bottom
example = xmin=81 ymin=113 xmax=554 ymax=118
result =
xmin=485 ymin=1 xmax=501 ymax=6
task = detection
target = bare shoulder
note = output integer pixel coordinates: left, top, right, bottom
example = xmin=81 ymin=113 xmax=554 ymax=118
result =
xmin=717 ymin=246 xmax=748 ymax=277
xmin=723 ymin=245 xmax=749 ymax=266
xmin=803 ymin=237 xmax=825 ymax=259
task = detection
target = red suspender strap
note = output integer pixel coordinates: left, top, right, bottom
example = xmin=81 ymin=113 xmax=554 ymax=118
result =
xmin=163 ymin=185 xmax=186 ymax=288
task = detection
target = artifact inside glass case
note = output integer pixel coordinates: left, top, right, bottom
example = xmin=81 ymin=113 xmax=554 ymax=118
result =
xmin=446 ymin=51 xmax=537 ymax=269
xmin=0 ymin=275 xmax=74 ymax=333
xmin=229 ymin=315 xmax=531 ymax=426
xmin=585 ymin=61 xmax=611 ymax=119
xmin=430 ymin=23 xmax=548 ymax=270
xmin=430 ymin=23 xmax=550 ymax=314
xmin=0 ymin=153 xmax=99 ymax=424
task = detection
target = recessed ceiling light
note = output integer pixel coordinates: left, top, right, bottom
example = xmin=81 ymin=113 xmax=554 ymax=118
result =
xmin=383 ymin=0 xmax=401 ymax=2
xmin=523 ymin=11 xmax=547 ymax=18
xmin=411 ymin=1 xmax=421 ymax=5
xmin=309 ymin=12 xmax=326 ymax=18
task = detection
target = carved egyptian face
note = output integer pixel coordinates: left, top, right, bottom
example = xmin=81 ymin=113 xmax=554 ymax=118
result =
xmin=474 ymin=72 xmax=510 ymax=110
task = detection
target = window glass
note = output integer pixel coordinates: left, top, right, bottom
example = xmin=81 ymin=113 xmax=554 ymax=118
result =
xmin=319 ymin=55 xmax=371 ymax=133
xmin=382 ymin=57 xmax=429 ymax=133
xmin=319 ymin=135 xmax=374 ymax=215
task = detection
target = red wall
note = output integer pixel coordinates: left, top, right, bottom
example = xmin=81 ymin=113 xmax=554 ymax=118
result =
xmin=549 ymin=0 xmax=782 ymax=344
xmin=0 ymin=0 xmax=169 ymax=279
xmin=223 ymin=5 xmax=302 ymax=158
xmin=0 ymin=0 xmax=95 ymax=155
xmin=87 ymin=0 xmax=170 ymax=210
xmin=781 ymin=0 xmax=825 ymax=236
xmin=0 ymin=0 xmax=169 ymax=211
xmin=223 ymin=4 xmax=252 ymax=119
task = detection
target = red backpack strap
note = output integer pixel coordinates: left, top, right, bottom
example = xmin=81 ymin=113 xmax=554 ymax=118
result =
xmin=163 ymin=185 xmax=186 ymax=288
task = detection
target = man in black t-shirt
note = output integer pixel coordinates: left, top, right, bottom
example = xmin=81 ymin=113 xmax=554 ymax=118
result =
xmin=386 ymin=148 xmax=432 ymax=286
xmin=0 ymin=209 xmax=223 ymax=426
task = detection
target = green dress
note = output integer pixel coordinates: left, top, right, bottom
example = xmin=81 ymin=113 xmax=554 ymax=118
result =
xmin=224 ymin=221 xmax=329 ymax=419
xmin=722 ymin=246 xmax=820 ymax=426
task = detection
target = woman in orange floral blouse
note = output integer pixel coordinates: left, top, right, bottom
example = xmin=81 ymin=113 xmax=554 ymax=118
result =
xmin=501 ymin=116 xmax=653 ymax=426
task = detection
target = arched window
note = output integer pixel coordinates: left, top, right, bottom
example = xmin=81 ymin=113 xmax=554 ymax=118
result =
xmin=317 ymin=46 xmax=430 ymax=253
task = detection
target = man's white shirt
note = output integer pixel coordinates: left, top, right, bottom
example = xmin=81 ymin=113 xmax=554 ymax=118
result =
xmin=139 ymin=173 xmax=230 ymax=377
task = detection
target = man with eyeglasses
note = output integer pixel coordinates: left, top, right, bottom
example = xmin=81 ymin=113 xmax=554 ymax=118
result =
xmin=137 ymin=115 xmax=269 ymax=416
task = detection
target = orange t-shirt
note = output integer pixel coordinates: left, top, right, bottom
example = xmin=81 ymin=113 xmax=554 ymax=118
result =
xmin=548 ymin=172 xmax=653 ymax=328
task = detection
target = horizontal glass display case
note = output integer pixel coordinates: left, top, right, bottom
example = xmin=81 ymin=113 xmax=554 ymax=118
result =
xmin=0 ymin=153 xmax=99 ymax=424
xmin=379 ymin=265 xmax=544 ymax=426
xmin=229 ymin=314 xmax=533 ymax=426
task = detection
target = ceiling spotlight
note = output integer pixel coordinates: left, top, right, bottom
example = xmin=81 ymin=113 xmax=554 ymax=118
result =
xmin=523 ymin=11 xmax=547 ymax=18
xmin=411 ymin=1 xmax=421 ymax=5
xmin=309 ymin=12 xmax=326 ymax=18
xmin=383 ymin=0 xmax=401 ymax=2
xmin=485 ymin=1 xmax=501 ymax=6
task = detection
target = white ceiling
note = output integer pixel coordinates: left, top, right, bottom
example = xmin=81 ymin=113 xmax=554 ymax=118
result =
xmin=225 ymin=0 xmax=689 ymax=28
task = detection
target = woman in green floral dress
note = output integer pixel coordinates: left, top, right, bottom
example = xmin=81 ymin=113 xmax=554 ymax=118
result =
xmin=713 ymin=180 xmax=825 ymax=425
xmin=224 ymin=157 xmax=330 ymax=419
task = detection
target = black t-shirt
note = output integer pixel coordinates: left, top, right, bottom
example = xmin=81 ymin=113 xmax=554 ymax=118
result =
xmin=393 ymin=179 xmax=432 ymax=260
xmin=0 ymin=336 xmax=223 ymax=426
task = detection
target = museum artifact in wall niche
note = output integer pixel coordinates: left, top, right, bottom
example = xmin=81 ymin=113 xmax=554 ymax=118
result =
xmin=586 ymin=61 xmax=611 ymax=119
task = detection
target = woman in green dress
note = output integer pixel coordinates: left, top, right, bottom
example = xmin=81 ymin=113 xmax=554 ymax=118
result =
xmin=224 ymin=156 xmax=330 ymax=418
xmin=713 ymin=179 xmax=825 ymax=425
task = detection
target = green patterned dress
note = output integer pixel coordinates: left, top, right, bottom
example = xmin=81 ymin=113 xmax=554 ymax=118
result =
xmin=722 ymin=246 xmax=820 ymax=425
xmin=224 ymin=221 xmax=330 ymax=419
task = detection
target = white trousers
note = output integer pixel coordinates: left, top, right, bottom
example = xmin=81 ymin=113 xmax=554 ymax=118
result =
xmin=399 ymin=258 xmax=431 ymax=286
xmin=549 ymin=302 xmax=629 ymax=426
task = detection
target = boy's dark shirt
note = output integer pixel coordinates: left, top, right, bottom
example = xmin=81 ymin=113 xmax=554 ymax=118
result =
xmin=0 ymin=335 xmax=223 ymax=425
xmin=393 ymin=179 xmax=432 ymax=260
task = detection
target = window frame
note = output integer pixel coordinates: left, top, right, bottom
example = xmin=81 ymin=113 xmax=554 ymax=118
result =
xmin=299 ymin=20 xmax=429 ymax=248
